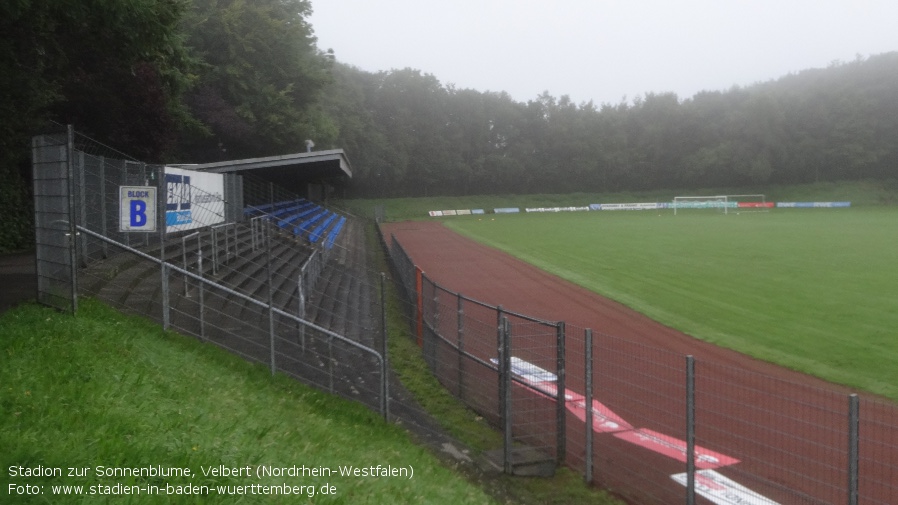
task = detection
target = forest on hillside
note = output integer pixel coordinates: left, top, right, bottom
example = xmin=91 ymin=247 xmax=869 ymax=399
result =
xmin=2 ymin=0 xmax=897 ymax=249
xmin=324 ymin=54 xmax=898 ymax=197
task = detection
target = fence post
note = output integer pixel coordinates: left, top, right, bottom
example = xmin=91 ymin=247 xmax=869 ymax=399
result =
xmin=99 ymin=157 xmax=108 ymax=258
xmin=140 ymin=162 xmax=148 ymax=248
xmin=457 ymin=293 xmax=465 ymax=401
xmin=157 ymin=165 xmax=168 ymax=330
xmin=415 ymin=267 xmax=424 ymax=347
xmin=161 ymin=264 xmax=170 ymax=330
xmin=380 ymin=272 xmax=389 ymax=422
xmin=297 ymin=271 xmax=306 ymax=351
xmin=686 ymin=355 xmax=696 ymax=505
xmin=77 ymin=151 xmax=87 ymax=267
xmin=66 ymin=125 xmax=79 ymax=314
xmin=211 ymin=226 xmax=218 ymax=275
xmin=198 ymin=245 xmax=205 ymax=340
xmin=500 ymin=316 xmax=512 ymax=475
xmin=848 ymin=393 xmax=859 ymax=505
xmin=497 ymin=304 xmax=505 ymax=428
xmin=266 ymin=222 xmax=276 ymax=376
xmin=585 ymin=328 xmax=594 ymax=484
xmin=556 ymin=321 xmax=566 ymax=465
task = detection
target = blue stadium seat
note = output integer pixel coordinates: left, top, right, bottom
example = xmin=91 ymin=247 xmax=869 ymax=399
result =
xmin=294 ymin=209 xmax=329 ymax=237
xmin=324 ymin=216 xmax=347 ymax=249
xmin=309 ymin=213 xmax=339 ymax=243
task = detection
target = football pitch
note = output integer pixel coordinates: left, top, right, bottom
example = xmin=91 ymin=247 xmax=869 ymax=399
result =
xmin=443 ymin=207 xmax=898 ymax=400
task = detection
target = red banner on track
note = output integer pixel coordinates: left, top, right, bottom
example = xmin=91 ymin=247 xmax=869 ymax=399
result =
xmin=737 ymin=202 xmax=774 ymax=208
xmin=492 ymin=357 xmax=633 ymax=433
xmin=614 ymin=428 xmax=740 ymax=469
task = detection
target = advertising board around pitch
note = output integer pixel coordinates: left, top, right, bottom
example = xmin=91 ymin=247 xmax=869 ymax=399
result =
xmin=119 ymin=186 xmax=157 ymax=232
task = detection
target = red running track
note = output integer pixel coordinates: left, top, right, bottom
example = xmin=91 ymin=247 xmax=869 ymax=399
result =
xmin=383 ymin=221 xmax=897 ymax=505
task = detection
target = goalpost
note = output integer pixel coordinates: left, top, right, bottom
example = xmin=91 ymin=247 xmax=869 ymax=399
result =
xmin=672 ymin=195 xmax=730 ymax=215
xmin=672 ymin=194 xmax=767 ymax=215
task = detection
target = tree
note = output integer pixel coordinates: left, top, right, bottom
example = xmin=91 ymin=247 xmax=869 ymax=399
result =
xmin=180 ymin=0 xmax=336 ymax=161
xmin=0 ymin=0 xmax=195 ymax=251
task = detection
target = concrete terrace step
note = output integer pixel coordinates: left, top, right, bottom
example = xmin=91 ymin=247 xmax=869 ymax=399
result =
xmin=77 ymin=216 xmax=376 ymax=370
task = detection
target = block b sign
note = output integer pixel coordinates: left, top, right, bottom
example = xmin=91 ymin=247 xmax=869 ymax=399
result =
xmin=119 ymin=186 xmax=157 ymax=232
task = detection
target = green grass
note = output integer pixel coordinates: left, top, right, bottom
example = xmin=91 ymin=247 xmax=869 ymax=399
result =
xmin=0 ymin=299 xmax=499 ymax=504
xmin=442 ymin=207 xmax=898 ymax=399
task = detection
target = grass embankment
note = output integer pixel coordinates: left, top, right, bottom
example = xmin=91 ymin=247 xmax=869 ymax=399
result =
xmin=0 ymin=299 xmax=497 ymax=504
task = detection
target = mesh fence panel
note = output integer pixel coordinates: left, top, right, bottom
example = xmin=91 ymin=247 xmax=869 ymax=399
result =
xmin=507 ymin=319 xmax=562 ymax=462
xmin=32 ymin=131 xmax=76 ymax=312
xmin=858 ymin=397 xmax=898 ymax=505
xmin=696 ymin=362 xmax=848 ymax=504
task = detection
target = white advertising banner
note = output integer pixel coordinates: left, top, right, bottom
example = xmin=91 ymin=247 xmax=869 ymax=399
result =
xmin=670 ymin=470 xmax=780 ymax=505
xmin=164 ymin=167 xmax=225 ymax=232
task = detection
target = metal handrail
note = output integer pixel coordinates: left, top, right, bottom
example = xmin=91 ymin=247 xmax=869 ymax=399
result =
xmin=78 ymin=224 xmax=388 ymax=418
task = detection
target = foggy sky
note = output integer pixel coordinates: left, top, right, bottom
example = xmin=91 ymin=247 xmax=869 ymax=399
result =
xmin=309 ymin=0 xmax=897 ymax=105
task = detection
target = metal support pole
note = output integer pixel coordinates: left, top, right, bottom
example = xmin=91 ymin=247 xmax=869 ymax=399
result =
xmin=380 ymin=272 xmax=389 ymax=421
xmin=99 ymin=157 xmax=108 ymax=258
xmin=66 ymin=125 xmax=78 ymax=314
xmin=211 ymin=226 xmax=217 ymax=275
xmin=497 ymin=304 xmax=504 ymax=425
xmin=158 ymin=165 xmax=168 ymax=330
xmin=501 ymin=316 xmax=512 ymax=475
xmin=198 ymin=246 xmax=205 ymax=340
xmin=686 ymin=355 xmax=696 ymax=505
xmin=328 ymin=333 xmax=334 ymax=393
xmin=161 ymin=264 xmax=170 ymax=330
xmin=121 ymin=159 xmax=130 ymax=249
xmin=297 ymin=271 xmax=306 ymax=351
xmin=848 ymin=393 xmax=859 ymax=505
xmin=266 ymin=223 xmax=276 ymax=375
xmin=141 ymin=162 xmax=148 ymax=248
xmin=415 ymin=267 xmax=424 ymax=346
xmin=457 ymin=293 xmax=465 ymax=400
xmin=77 ymin=151 xmax=87 ymax=267
xmin=585 ymin=328 xmax=594 ymax=484
xmin=556 ymin=321 xmax=566 ymax=465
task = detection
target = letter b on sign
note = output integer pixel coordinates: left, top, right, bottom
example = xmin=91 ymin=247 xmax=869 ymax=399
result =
xmin=130 ymin=200 xmax=147 ymax=227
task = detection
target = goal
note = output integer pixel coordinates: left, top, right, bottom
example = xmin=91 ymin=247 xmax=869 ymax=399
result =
xmin=725 ymin=194 xmax=769 ymax=213
xmin=672 ymin=194 xmax=768 ymax=215
xmin=672 ymin=195 xmax=731 ymax=215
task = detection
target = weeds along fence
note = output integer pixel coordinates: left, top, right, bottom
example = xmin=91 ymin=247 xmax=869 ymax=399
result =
xmin=32 ymin=127 xmax=388 ymax=417
xmin=384 ymin=230 xmax=898 ymax=505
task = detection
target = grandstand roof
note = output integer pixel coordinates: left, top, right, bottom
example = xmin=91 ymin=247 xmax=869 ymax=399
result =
xmin=174 ymin=149 xmax=352 ymax=193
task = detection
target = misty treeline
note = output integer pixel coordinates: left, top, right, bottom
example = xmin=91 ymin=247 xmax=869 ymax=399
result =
xmin=329 ymin=53 xmax=898 ymax=197
xmin=1 ymin=0 xmax=897 ymax=249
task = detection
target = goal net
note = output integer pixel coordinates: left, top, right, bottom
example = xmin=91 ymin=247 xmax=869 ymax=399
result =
xmin=672 ymin=194 xmax=768 ymax=215
xmin=672 ymin=195 xmax=732 ymax=215
xmin=725 ymin=194 xmax=769 ymax=213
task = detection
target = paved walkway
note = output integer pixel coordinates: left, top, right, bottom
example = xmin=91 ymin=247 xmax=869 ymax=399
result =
xmin=0 ymin=252 xmax=36 ymax=314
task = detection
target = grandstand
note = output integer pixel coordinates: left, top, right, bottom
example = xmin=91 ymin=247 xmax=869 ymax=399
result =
xmin=32 ymin=128 xmax=386 ymax=412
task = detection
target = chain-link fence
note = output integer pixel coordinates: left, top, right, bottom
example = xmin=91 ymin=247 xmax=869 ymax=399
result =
xmin=383 ymin=229 xmax=898 ymax=505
